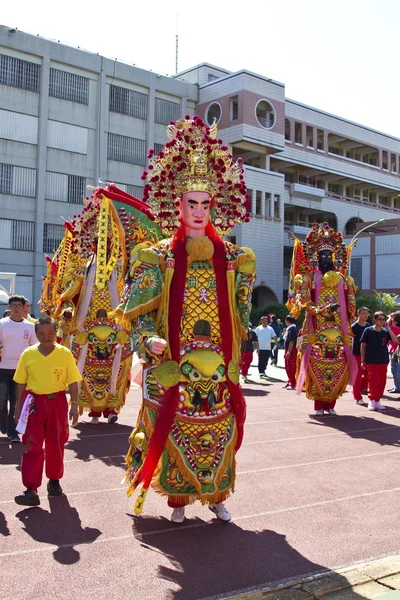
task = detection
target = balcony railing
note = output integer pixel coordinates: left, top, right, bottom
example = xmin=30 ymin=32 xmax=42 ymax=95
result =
xmin=325 ymin=192 xmax=400 ymax=214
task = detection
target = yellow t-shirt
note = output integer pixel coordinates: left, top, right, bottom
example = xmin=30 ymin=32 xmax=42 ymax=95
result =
xmin=13 ymin=344 xmax=82 ymax=394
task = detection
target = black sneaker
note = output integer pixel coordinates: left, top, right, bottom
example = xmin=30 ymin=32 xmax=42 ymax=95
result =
xmin=8 ymin=433 xmax=21 ymax=443
xmin=47 ymin=479 xmax=63 ymax=497
xmin=0 ymin=421 xmax=7 ymax=435
xmin=15 ymin=489 xmax=40 ymax=506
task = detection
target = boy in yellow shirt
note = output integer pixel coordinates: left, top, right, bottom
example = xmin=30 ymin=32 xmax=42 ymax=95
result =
xmin=13 ymin=316 xmax=82 ymax=506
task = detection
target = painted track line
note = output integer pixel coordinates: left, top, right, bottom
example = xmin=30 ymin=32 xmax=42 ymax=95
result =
xmin=2 ymin=485 xmax=400 ymax=557
xmin=242 ymin=424 xmax=399 ymax=445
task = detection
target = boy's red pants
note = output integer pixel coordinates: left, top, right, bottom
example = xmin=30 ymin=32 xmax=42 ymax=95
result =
xmin=240 ymin=351 xmax=253 ymax=377
xmin=284 ymin=349 xmax=297 ymax=387
xmin=353 ymin=355 xmax=368 ymax=400
xmin=367 ymin=364 xmax=388 ymax=402
xmin=21 ymin=392 xmax=69 ymax=492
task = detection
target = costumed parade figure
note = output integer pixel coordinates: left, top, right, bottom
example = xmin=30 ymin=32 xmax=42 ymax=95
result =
xmin=41 ymin=187 xmax=159 ymax=423
xmin=287 ymin=223 xmax=357 ymax=415
xmin=115 ymin=115 xmax=256 ymax=522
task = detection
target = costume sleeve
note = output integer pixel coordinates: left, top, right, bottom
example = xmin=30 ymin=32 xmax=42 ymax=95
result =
xmin=13 ymin=351 xmax=28 ymax=384
xmin=118 ymin=245 xmax=164 ymax=322
xmin=235 ymin=247 xmax=256 ymax=329
xmin=65 ymin=349 xmax=83 ymax=385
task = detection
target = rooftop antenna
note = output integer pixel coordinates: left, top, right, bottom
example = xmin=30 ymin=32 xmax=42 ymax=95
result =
xmin=175 ymin=14 xmax=179 ymax=75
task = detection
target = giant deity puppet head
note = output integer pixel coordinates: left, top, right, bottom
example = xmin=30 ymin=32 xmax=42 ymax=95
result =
xmin=302 ymin=222 xmax=349 ymax=275
xmin=141 ymin=116 xmax=250 ymax=237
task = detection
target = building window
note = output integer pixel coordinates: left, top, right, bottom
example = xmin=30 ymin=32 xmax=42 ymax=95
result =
xmin=255 ymin=100 xmax=275 ymax=129
xmin=306 ymin=125 xmax=314 ymax=147
xmin=265 ymin=192 xmax=271 ymax=217
xmin=153 ymin=143 xmax=164 ymax=155
xmin=294 ymin=122 xmax=302 ymax=144
xmin=317 ymin=129 xmax=324 ymax=150
xmin=0 ymin=54 xmax=40 ymax=92
xmin=382 ymin=150 xmax=388 ymax=170
xmin=285 ymin=119 xmax=291 ymax=141
xmin=208 ymin=74 xmax=219 ymax=82
xmin=205 ymin=102 xmax=222 ymax=126
xmin=256 ymin=191 xmax=262 ymax=215
xmin=246 ymin=188 xmax=253 ymax=212
xmin=155 ymin=98 xmax=181 ymax=125
xmin=0 ymin=164 xmax=12 ymax=194
xmin=43 ymin=223 xmax=64 ymax=253
xmin=350 ymin=257 xmax=363 ymax=288
xmin=273 ymin=194 xmax=280 ymax=219
xmin=67 ymin=175 xmax=86 ymax=204
xmin=49 ymin=68 xmax=89 ymax=105
xmin=107 ymin=133 xmax=146 ymax=165
xmin=109 ymin=85 xmax=147 ymax=120
xmin=230 ymin=96 xmax=239 ymax=121
xmin=126 ymin=184 xmax=143 ymax=198
xmin=0 ymin=219 xmax=33 ymax=250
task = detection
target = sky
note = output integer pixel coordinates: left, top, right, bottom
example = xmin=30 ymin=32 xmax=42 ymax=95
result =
xmin=2 ymin=0 xmax=400 ymax=138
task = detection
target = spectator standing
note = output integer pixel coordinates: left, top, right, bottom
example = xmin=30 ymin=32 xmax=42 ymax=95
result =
xmin=240 ymin=323 xmax=259 ymax=384
xmin=387 ymin=312 xmax=400 ymax=393
xmin=22 ymin=298 xmax=37 ymax=324
xmin=283 ymin=315 xmax=298 ymax=390
xmin=255 ymin=316 xmax=277 ymax=378
xmin=13 ymin=316 xmax=81 ymax=506
xmin=0 ymin=295 xmax=37 ymax=442
xmin=269 ymin=315 xmax=282 ymax=365
xmin=351 ymin=306 xmax=370 ymax=405
xmin=360 ymin=311 xmax=400 ymax=411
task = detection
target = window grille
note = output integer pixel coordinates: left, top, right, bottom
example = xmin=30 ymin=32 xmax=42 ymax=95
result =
xmin=107 ymin=133 xmax=146 ymax=166
xmin=273 ymin=194 xmax=280 ymax=219
xmin=109 ymin=85 xmax=147 ymax=119
xmin=350 ymin=257 xmax=363 ymax=288
xmin=153 ymin=143 xmax=164 ymax=155
xmin=0 ymin=164 xmax=13 ymax=194
xmin=49 ymin=68 xmax=89 ymax=105
xmin=43 ymin=223 xmax=64 ymax=253
xmin=12 ymin=220 xmax=35 ymax=251
xmin=126 ymin=184 xmax=143 ymax=199
xmin=155 ymin=98 xmax=181 ymax=125
xmin=0 ymin=54 xmax=40 ymax=92
xmin=67 ymin=175 xmax=85 ymax=204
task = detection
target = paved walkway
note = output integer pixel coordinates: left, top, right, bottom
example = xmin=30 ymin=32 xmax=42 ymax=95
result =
xmin=1 ymin=353 xmax=400 ymax=599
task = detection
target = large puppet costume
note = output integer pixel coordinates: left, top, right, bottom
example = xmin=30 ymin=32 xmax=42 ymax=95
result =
xmin=115 ymin=116 xmax=256 ymax=522
xmin=287 ymin=223 xmax=357 ymax=415
xmin=40 ymin=188 xmax=159 ymax=423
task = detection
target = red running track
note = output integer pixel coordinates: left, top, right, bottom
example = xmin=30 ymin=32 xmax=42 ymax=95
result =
xmin=1 ymin=363 xmax=400 ymax=600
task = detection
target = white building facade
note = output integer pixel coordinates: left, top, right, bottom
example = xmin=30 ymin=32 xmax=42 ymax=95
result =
xmin=0 ymin=27 xmax=399 ymax=308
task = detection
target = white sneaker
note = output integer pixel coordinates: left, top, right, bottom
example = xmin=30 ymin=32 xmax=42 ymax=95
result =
xmin=368 ymin=400 xmax=376 ymax=411
xmin=315 ymin=409 xmax=324 ymax=416
xmin=328 ymin=409 xmax=337 ymax=416
xmin=209 ymin=503 xmax=231 ymax=521
xmin=90 ymin=416 xmax=100 ymax=424
xmin=286 ymin=386 xmax=295 ymax=391
xmin=356 ymin=400 xmax=368 ymax=406
xmin=107 ymin=413 xmax=118 ymax=424
xmin=375 ymin=402 xmax=386 ymax=410
xmin=171 ymin=507 xmax=185 ymax=523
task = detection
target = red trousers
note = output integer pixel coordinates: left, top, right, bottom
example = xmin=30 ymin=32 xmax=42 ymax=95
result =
xmin=21 ymin=392 xmax=69 ymax=492
xmin=88 ymin=408 xmax=117 ymax=418
xmin=284 ymin=349 xmax=297 ymax=387
xmin=314 ymin=400 xmax=336 ymax=410
xmin=240 ymin=351 xmax=253 ymax=377
xmin=367 ymin=364 xmax=388 ymax=402
xmin=353 ymin=355 xmax=368 ymax=401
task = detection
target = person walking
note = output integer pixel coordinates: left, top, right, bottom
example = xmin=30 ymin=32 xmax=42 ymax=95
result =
xmin=351 ymin=306 xmax=370 ymax=405
xmin=269 ymin=315 xmax=282 ymax=365
xmin=360 ymin=311 xmax=400 ymax=411
xmin=387 ymin=312 xmax=400 ymax=393
xmin=240 ymin=323 xmax=259 ymax=384
xmin=255 ymin=316 xmax=277 ymax=378
xmin=13 ymin=316 xmax=81 ymax=506
xmin=283 ymin=315 xmax=298 ymax=390
xmin=0 ymin=295 xmax=37 ymax=442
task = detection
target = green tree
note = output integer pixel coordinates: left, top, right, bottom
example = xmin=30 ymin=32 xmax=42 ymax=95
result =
xmin=356 ymin=292 xmax=397 ymax=316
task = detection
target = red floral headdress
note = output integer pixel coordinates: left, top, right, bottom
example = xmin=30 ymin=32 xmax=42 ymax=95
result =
xmin=303 ymin=222 xmax=348 ymax=270
xmin=141 ymin=115 xmax=250 ymax=235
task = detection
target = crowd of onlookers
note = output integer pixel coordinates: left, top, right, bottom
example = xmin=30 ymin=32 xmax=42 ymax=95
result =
xmin=240 ymin=308 xmax=400 ymax=412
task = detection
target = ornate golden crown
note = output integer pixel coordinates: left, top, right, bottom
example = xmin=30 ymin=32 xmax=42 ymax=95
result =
xmin=303 ymin=222 xmax=348 ymax=270
xmin=141 ymin=115 xmax=250 ymax=235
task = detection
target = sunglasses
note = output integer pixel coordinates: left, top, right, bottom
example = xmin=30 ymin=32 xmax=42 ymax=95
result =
xmin=376 ymin=317 xmax=386 ymax=321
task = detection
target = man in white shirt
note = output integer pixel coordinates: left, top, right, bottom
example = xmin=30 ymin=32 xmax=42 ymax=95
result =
xmin=0 ymin=295 xmax=37 ymax=442
xmin=255 ymin=316 xmax=277 ymax=378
